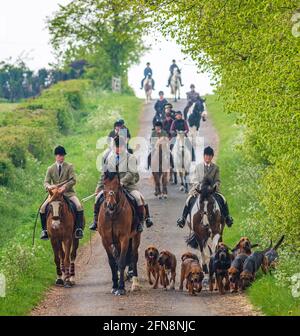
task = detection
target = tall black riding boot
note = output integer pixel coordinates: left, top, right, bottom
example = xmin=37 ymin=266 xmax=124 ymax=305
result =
xmin=89 ymin=202 xmax=100 ymax=231
xmin=75 ymin=211 xmax=84 ymax=239
xmin=137 ymin=205 xmax=144 ymax=233
xmin=177 ymin=204 xmax=190 ymax=228
xmin=144 ymin=204 xmax=153 ymax=228
xmin=40 ymin=213 xmax=49 ymax=240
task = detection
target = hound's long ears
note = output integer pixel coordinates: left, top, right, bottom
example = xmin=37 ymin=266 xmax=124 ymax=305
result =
xmin=274 ymin=235 xmax=285 ymax=250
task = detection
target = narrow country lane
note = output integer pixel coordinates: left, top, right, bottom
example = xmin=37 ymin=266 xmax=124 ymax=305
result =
xmin=32 ymin=99 xmax=259 ymax=316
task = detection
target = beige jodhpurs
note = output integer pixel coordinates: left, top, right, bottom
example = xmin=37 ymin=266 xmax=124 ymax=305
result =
xmin=40 ymin=195 xmax=83 ymax=213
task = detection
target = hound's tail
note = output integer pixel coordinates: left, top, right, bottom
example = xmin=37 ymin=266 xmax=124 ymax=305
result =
xmin=274 ymin=235 xmax=285 ymax=251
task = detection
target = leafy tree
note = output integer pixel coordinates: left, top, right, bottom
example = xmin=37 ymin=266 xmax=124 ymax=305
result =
xmin=48 ymin=0 xmax=147 ymax=89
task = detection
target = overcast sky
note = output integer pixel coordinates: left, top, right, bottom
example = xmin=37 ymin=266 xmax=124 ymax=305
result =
xmin=0 ymin=0 xmax=213 ymax=98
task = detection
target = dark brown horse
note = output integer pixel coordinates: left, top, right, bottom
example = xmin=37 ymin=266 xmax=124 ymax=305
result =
xmin=98 ymin=172 xmax=141 ymax=295
xmin=151 ymin=137 xmax=170 ymax=199
xmin=47 ymin=188 xmax=80 ymax=287
xmin=186 ymin=178 xmax=225 ymax=276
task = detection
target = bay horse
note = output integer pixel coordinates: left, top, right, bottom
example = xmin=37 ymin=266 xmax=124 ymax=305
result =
xmin=170 ymin=68 xmax=181 ymax=102
xmin=150 ymin=137 xmax=170 ymax=199
xmin=172 ymin=131 xmax=192 ymax=193
xmin=98 ymin=172 xmax=141 ymax=295
xmin=186 ymin=178 xmax=225 ymax=281
xmin=47 ymin=188 xmax=80 ymax=287
xmin=144 ymin=76 xmax=153 ymax=103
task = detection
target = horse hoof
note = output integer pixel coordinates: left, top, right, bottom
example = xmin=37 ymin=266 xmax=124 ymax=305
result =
xmin=64 ymin=281 xmax=72 ymax=288
xmin=158 ymin=195 xmax=162 ymax=200
xmin=163 ymin=194 xmax=168 ymax=199
xmin=115 ymin=289 xmax=126 ymax=296
xmin=111 ymin=288 xmax=118 ymax=294
xmin=179 ymin=186 xmax=184 ymax=192
xmin=55 ymin=278 xmax=64 ymax=287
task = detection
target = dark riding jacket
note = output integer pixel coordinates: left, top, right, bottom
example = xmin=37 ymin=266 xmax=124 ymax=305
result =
xmin=154 ymin=98 xmax=168 ymax=115
xmin=169 ymin=64 xmax=180 ymax=74
xmin=170 ymin=119 xmax=189 ymax=136
xmin=144 ymin=67 xmax=153 ymax=78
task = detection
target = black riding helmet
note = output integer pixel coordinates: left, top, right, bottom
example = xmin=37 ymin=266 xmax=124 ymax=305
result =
xmin=154 ymin=121 xmax=163 ymax=128
xmin=114 ymin=120 xmax=122 ymax=128
xmin=159 ymin=91 xmax=164 ymax=96
xmin=190 ymin=84 xmax=195 ymax=89
xmin=204 ymin=146 xmax=214 ymax=156
xmin=54 ymin=146 xmax=67 ymax=156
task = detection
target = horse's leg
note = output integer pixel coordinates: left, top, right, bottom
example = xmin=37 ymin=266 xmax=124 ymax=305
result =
xmin=184 ymin=173 xmax=189 ymax=194
xmin=70 ymin=237 xmax=79 ymax=285
xmin=103 ymin=243 xmax=119 ymax=293
xmin=116 ymin=238 xmax=130 ymax=295
xmin=131 ymin=233 xmax=141 ymax=292
xmin=162 ymin=172 xmax=168 ymax=198
xmin=63 ymin=239 xmax=72 ymax=288
xmin=179 ymin=172 xmax=184 ymax=191
xmin=50 ymin=239 xmax=64 ymax=286
xmin=174 ymin=171 xmax=178 ymax=185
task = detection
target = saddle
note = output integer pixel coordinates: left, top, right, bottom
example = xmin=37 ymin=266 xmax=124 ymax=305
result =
xmin=122 ymin=189 xmax=140 ymax=229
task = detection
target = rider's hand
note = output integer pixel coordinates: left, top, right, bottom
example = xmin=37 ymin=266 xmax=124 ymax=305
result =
xmin=58 ymin=186 xmax=66 ymax=193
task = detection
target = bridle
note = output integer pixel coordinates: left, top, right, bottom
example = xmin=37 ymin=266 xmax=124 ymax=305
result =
xmin=103 ymin=187 xmax=125 ymax=217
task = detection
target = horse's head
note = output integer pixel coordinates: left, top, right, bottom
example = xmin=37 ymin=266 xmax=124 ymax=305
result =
xmin=103 ymin=172 xmax=122 ymax=215
xmin=48 ymin=188 xmax=64 ymax=227
xmin=198 ymin=177 xmax=216 ymax=228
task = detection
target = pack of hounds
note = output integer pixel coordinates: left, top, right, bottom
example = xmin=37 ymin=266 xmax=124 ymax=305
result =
xmin=144 ymin=235 xmax=284 ymax=295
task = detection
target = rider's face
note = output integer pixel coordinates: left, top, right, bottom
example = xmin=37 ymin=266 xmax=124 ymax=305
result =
xmin=55 ymin=154 xmax=65 ymax=164
xmin=176 ymin=114 xmax=182 ymax=120
xmin=115 ymin=146 xmax=125 ymax=155
xmin=204 ymin=154 xmax=213 ymax=164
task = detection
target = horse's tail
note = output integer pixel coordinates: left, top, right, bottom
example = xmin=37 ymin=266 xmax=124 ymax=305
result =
xmin=186 ymin=232 xmax=200 ymax=250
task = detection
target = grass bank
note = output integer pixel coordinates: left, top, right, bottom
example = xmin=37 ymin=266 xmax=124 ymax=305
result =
xmin=206 ymin=95 xmax=300 ymax=316
xmin=0 ymin=81 xmax=142 ymax=315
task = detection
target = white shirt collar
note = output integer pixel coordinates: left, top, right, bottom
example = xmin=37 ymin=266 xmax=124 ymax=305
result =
xmin=56 ymin=161 xmax=63 ymax=168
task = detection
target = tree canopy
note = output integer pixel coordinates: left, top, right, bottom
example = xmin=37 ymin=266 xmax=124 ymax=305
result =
xmin=48 ymin=0 xmax=147 ymax=89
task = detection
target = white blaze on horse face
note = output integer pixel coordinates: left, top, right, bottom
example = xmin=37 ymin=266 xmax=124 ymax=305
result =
xmin=203 ymin=201 xmax=209 ymax=227
xmin=51 ymin=201 xmax=61 ymax=228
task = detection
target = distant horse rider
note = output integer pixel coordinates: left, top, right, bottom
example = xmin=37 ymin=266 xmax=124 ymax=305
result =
xmin=183 ymin=84 xmax=204 ymax=120
xmin=141 ymin=62 xmax=155 ymax=90
xmin=170 ymin=111 xmax=195 ymax=161
xmin=177 ymin=146 xmax=233 ymax=228
xmin=153 ymin=91 xmax=168 ymax=128
xmin=89 ymin=136 xmax=153 ymax=232
xmin=40 ymin=146 xmax=84 ymax=240
xmin=167 ymin=60 xmax=184 ymax=87
xmin=108 ymin=120 xmax=133 ymax=153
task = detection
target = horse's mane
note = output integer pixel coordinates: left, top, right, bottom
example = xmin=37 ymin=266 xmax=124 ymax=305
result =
xmin=200 ymin=177 xmax=214 ymax=200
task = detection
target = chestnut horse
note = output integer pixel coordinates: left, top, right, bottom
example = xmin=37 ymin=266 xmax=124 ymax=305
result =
xmin=47 ymin=188 xmax=80 ymax=287
xmin=150 ymin=137 xmax=170 ymax=199
xmin=98 ymin=172 xmax=141 ymax=295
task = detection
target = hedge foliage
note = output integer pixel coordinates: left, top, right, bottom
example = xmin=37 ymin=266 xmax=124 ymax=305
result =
xmin=0 ymin=79 xmax=91 ymax=186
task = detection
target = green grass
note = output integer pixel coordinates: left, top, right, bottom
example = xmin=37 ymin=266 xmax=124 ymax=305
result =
xmin=0 ymin=87 xmax=143 ymax=315
xmin=206 ymin=94 xmax=300 ymax=316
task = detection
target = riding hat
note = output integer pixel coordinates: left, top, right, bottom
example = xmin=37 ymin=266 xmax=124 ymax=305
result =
xmin=172 ymin=59 xmax=176 ymax=62
xmin=175 ymin=111 xmax=182 ymax=115
xmin=146 ymin=62 xmax=150 ymax=65
xmin=164 ymin=103 xmax=173 ymax=109
xmin=190 ymin=84 xmax=195 ymax=89
xmin=159 ymin=91 xmax=164 ymax=96
xmin=54 ymin=146 xmax=67 ymax=156
xmin=117 ymin=119 xmax=125 ymax=126
xmin=204 ymin=146 xmax=214 ymax=156
xmin=154 ymin=121 xmax=163 ymax=128
xmin=114 ymin=120 xmax=122 ymax=127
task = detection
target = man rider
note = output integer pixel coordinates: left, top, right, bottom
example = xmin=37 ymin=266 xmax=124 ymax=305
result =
xmin=167 ymin=59 xmax=184 ymax=87
xmin=183 ymin=84 xmax=203 ymax=119
xmin=89 ymin=136 xmax=153 ymax=232
xmin=164 ymin=103 xmax=176 ymax=120
xmin=40 ymin=146 xmax=84 ymax=240
xmin=141 ymin=62 xmax=155 ymax=90
xmin=148 ymin=121 xmax=169 ymax=169
xmin=108 ymin=120 xmax=132 ymax=153
xmin=177 ymin=146 xmax=233 ymax=228
xmin=162 ymin=111 xmax=174 ymax=139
